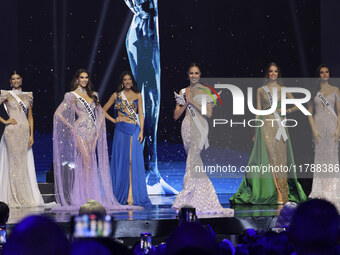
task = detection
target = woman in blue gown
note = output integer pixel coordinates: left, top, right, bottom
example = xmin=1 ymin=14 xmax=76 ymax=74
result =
xmin=103 ymin=71 xmax=151 ymax=206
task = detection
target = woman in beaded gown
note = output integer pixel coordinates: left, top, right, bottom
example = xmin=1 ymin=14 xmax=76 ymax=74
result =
xmin=230 ymin=63 xmax=306 ymax=205
xmin=0 ymin=71 xmax=44 ymax=207
xmin=53 ymin=69 xmax=139 ymax=210
xmin=172 ymin=63 xmax=234 ymax=215
xmin=103 ymin=71 xmax=151 ymax=207
xmin=308 ymin=65 xmax=340 ymax=203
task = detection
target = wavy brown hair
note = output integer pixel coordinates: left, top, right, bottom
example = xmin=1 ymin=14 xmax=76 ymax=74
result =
xmin=70 ymin=69 xmax=99 ymax=105
xmin=264 ymin=62 xmax=283 ymax=85
xmin=264 ymin=62 xmax=282 ymax=78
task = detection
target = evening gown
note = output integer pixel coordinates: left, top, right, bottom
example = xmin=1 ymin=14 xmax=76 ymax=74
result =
xmin=230 ymin=86 xmax=306 ymax=204
xmin=309 ymin=92 xmax=340 ymax=203
xmin=110 ymin=92 xmax=151 ymax=206
xmin=0 ymin=90 xmax=44 ymax=207
xmin=53 ymin=92 xmax=140 ymax=210
xmin=172 ymin=89 xmax=234 ymax=214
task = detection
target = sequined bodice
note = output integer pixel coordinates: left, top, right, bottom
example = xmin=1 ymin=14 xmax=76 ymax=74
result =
xmin=260 ymin=86 xmax=282 ymax=111
xmin=114 ymin=93 xmax=138 ymax=120
xmin=74 ymin=96 xmax=96 ymax=118
xmin=314 ymin=92 xmax=338 ymax=121
xmin=69 ymin=92 xmax=97 ymax=143
xmin=0 ymin=90 xmax=32 ymax=125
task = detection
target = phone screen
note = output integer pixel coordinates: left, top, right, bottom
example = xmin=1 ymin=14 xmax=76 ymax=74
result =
xmin=270 ymin=227 xmax=287 ymax=233
xmin=140 ymin=233 xmax=152 ymax=252
xmin=71 ymin=214 xmax=113 ymax=238
xmin=0 ymin=226 xmax=6 ymax=246
xmin=178 ymin=207 xmax=197 ymax=225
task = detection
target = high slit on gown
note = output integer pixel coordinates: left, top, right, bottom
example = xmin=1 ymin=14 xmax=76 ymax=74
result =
xmin=110 ymin=93 xmax=151 ymax=206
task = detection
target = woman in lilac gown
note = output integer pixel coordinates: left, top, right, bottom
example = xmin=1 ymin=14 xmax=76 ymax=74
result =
xmin=53 ymin=69 xmax=135 ymax=210
xmin=103 ymin=71 xmax=151 ymax=206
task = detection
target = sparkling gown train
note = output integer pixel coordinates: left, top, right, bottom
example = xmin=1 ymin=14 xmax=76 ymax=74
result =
xmin=0 ymin=89 xmax=44 ymax=207
xmin=309 ymin=92 xmax=340 ymax=204
xmin=172 ymin=89 xmax=234 ymax=214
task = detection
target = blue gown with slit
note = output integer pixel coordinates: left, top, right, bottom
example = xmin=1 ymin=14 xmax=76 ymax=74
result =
xmin=110 ymin=94 xmax=151 ymax=207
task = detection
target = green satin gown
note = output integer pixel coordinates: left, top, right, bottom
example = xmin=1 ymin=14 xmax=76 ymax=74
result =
xmin=230 ymin=90 xmax=306 ymax=205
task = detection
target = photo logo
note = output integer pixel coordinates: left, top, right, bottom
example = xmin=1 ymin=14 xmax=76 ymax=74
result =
xmin=201 ymin=83 xmax=311 ymax=116
xmin=199 ymin=84 xmax=223 ymax=115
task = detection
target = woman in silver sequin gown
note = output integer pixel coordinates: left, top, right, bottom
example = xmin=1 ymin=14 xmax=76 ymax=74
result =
xmin=308 ymin=65 xmax=340 ymax=204
xmin=0 ymin=71 xmax=44 ymax=207
xmin=172 ymin=64 xmax=234 ymax=215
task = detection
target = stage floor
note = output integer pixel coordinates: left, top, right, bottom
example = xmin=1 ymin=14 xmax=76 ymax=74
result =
xmin=7 ymin=194 xmax=282 ymax=240
xmin=12 ymin=134 xmax=281 ymax=241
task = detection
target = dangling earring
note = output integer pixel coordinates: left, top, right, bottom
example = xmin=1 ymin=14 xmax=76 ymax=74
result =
xmin=10 ymin=83 xmax=13 ymax=88
xmin=76 ymin=80 xmax=79 ymax=84
xmin=121 ymin=84 xmax=124 ymax=89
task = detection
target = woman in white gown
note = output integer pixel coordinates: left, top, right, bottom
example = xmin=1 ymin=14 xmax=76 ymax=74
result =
xmin=0 ymin=71 xmax=44 ymax=207
xmin=172 ymin=63 xmax=234 ymax=215
xmin=308 ymin=65 xmax=340 ymax=205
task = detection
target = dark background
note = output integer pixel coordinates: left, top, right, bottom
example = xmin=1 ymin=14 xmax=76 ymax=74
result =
xmin=1 ymin=0 xmax=340 ymax=192
xmin=0 ymin=0 xmax=325 ymax=137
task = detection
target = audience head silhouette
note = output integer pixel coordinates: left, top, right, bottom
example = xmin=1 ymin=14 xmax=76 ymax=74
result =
xmin=79 ymin=199 xmax=107 ymax=215
xmin=3 ymin=215 xmax=70 ymax=255
xmin=0 ymin=202 xmax=9 ymax=226
xmin=290 ymin=199 xmax=339 ymax=255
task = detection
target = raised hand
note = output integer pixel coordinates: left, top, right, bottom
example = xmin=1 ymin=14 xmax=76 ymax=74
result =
xmin=174 ymin=91 xmax=186 ymax=106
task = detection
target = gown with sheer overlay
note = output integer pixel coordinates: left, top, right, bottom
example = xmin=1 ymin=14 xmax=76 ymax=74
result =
xmin=0 ymin=89 xmax=45 ymax=207
xmin=53 ymin=92 xmax=141 ymax=210
xmin=230 ymin=86 xmax=306 ymax=204
xmin=309 ymin=92 xmax=340 ymax=204
xmin=172 ymin=88 xmax=234 ymax=215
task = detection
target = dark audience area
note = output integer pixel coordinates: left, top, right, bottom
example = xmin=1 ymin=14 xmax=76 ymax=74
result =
xmin=1 ymin=199 xmax=340 ymax=255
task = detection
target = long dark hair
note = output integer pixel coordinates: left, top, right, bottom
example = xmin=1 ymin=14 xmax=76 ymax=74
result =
xmin=9 ymin=70 xmax=22 ymax=79
xmin=308 ymin=64 xmax=331 ymax=108
xmin=187 ymin=62 xmax=201 ymax=73
xmin=116 ymin=71 xmax=140 ymax=93
xmin=70 ymin=69 xmax=99 ymax=105
xmin=264 ymin=62 xmax=283 ymax=85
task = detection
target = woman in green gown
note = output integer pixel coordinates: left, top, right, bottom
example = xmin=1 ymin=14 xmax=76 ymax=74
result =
xmin=230 ymin=63 xmax=306 ymax=205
